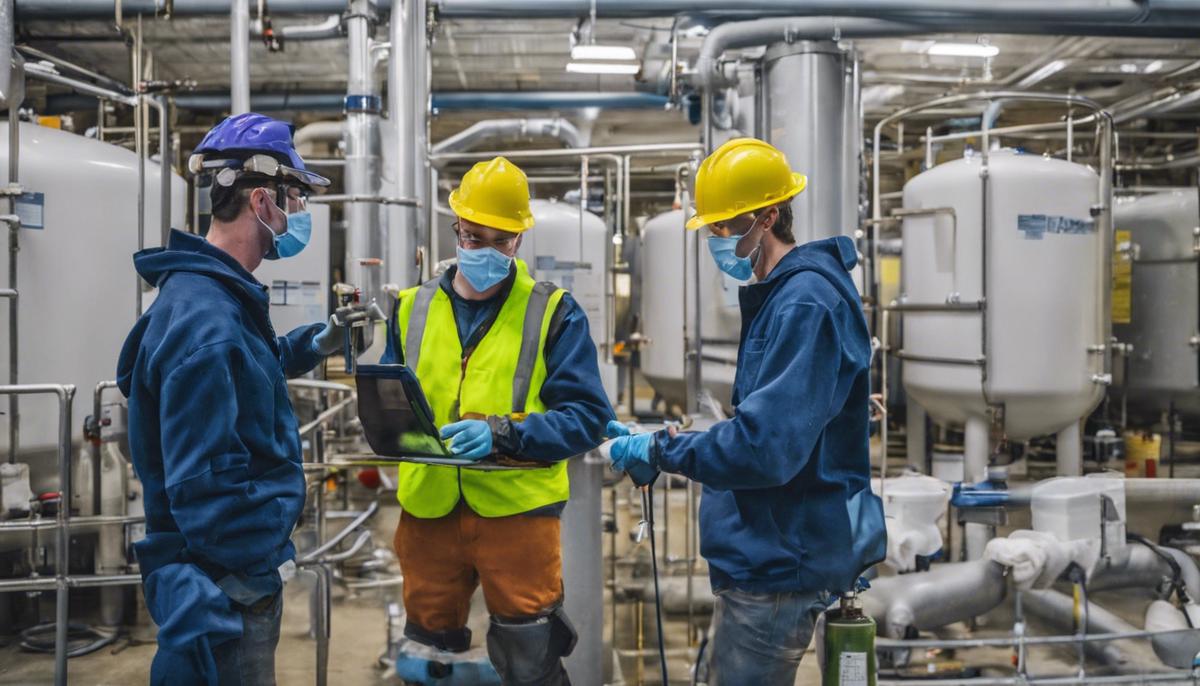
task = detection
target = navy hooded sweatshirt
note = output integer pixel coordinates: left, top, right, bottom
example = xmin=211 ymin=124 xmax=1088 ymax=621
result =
xmin=117 ymin=230 xmax=324 ymax=676
xmin=653 ymin=236 xmax=886 ymax=594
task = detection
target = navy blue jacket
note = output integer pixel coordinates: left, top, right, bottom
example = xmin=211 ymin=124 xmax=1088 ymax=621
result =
xmin=381 ymin=264 xmax=614 ymax=463
xmin=653 ymin=237 xmax=886 ymax=594
xmin=117 ymin=230 xmax=324 ymax=680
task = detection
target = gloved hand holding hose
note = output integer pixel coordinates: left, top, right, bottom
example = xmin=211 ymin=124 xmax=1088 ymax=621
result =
xmin=601 ymin=420 xmax=660 ymax=486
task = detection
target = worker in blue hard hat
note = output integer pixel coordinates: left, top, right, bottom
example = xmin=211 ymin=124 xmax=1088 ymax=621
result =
xmin=604 ymin=138 xmax=887 ymax=685
xmin=116 ymin=112 xmax=377 ymax=684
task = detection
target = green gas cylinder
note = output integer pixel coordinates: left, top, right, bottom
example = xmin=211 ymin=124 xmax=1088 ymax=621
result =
xmin=822 ymin=592 xmax=877 ymax=686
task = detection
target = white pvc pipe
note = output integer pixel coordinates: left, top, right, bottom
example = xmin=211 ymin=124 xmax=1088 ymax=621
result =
xmin=964 ymin=415 xmax=990 ymax=560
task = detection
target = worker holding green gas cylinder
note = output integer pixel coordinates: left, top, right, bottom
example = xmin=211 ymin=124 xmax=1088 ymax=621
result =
xmin=604 ymin=137 xmax=888 ymax=685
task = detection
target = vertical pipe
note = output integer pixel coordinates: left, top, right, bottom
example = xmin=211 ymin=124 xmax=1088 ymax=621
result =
xmin=1057 ymin=420 xmax=1082 ymax=476
xmin=562 ymin=456 xmax=604 ymax=686
xmin=54 ymin=385 xmax=76 ymax=686
xmin=230 ymin=0 xmax=250 ymax=115
xmin=155 ymin=96 xmax=171 ymax=245
xmin=964 ymin=415 xmax=990 ymax=560
xmin=345 ymin=0 xmax=384 ymax=305
xmin=134 ymin=17 xmax=145 ymax=318
xmin=388 ymin=0 xmax=425 ymax=289
xmin=6 ymin=72 xmax=19 ymax=464
xmin=682 ymin=171 xmax=701 ymax=416
xmin=907 ymin=403 xmax=927 ymax=473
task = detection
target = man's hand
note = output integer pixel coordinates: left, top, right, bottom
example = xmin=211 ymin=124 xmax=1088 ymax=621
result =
xmin=440 ymin=420 xmax=493 ymax=460
xmin=603 ymin=420 xmax=659 ymax=486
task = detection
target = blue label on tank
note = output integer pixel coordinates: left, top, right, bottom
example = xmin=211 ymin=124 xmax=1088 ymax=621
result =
xmin=1017 ymin=213 xmax=1093 ymax=240
xmin=14 ymin=192 xmax=44 ymax=230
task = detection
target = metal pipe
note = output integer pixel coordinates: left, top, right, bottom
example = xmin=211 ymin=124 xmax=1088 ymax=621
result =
xmin=148 ymin=96 xmax=171 ymax=245
xmin=229 ymin=0 xmax=250 ymax=114
xmin=694 ymin=16 xmax=921 ymax=92
xmin=388 ymin=0 xmax=425 ymax=290
xmin=431 ymin=117 xmax=585 ymax=155
xmin=91 ymin=380 xmax=119 ymax=516
xmin=0 ymin=513 xmax=145 ymax=532
xmin=21 ymin=62 xmax=137 ymax=106
xmin=293 ymin=120 xmax=344 ymax=148
xmin=287 ymin=378 xmax=354 ymax=393
xmin=1021 ymin=589 xmax=1134 ymax=668
xmin=297 ymin=395 xmax=354 ymax=437
xmin=308 ymin=193 xmax=419 ymax=206
xmin=134 ymin=19 xmax=146 ymax=320
xmin=431 ymin=142 xmax=701 ymax=164
xmin=876 ymin=671 xmax=1194 ymax=686
xmin=0 ymin=573 xmax=142 ymax=592
xmin=862 ymin=559 xmax=1008 ymax=638
xmin=254 ymin=13 xmax=343 ymax=41
xmin=0 ymin=0 xmax=15 ymax=105
xmin=345 ymin=0 xmax=385 ymax=308
xmin=14 ymin=46 xmax=132 ymax=96
xmin=5 ymin=58 xmax=20 ymax=465
xmin=299 ymin=500 xmax=378 ymax=563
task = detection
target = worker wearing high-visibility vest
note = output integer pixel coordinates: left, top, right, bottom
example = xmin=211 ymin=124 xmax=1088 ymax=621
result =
xmin=382 ymin=156 xmax=613 ymax=685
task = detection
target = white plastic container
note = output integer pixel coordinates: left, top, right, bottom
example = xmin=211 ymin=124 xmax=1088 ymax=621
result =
xmin=1031 ymin=475 xmax=1126 ymax=555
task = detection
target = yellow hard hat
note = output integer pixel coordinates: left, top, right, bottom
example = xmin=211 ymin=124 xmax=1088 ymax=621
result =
xmin=448 ymin=156 xmax=535 ymax=233
xmin=686 ymin=138 xmax=807 ymax=231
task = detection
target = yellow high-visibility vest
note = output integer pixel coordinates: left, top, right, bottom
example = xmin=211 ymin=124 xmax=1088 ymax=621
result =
xmin=394 ymin=260 xmax=568 ymax=518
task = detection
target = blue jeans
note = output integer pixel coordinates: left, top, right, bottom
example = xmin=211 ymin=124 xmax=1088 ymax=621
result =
xmin=706 ymin=588 xmax=829 ymax=686
xmin=212 ymin=591 xmax=283 ymax=686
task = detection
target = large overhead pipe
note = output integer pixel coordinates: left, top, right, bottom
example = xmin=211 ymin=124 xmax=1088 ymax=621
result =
xmin=345 ymin=0 xmax=385 ymax=306
xmin=693 ymin=17 xmax=921 ymax=92
xmin=230 ymin=0 xmax=250 ymax=114
xmin=47 ymin=91 xmax=671 ymax=114
xmin=432 ymin=118 xmax=585 ymax=155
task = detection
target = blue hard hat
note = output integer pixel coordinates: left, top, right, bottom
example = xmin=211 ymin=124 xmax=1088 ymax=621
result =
xmin=192 ymin=112 xmax=329 ymax=191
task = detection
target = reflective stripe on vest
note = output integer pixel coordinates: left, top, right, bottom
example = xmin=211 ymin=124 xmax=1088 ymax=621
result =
xmin=394 ymin=261 xmax=568 ymax=518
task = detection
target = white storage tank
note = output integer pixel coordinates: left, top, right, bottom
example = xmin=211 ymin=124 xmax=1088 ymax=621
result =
xmin=901 ymin=150 xmax=1107 ymax=480
xmin=639 ymin=209 xmax=740 ymax=409
xmin=1111 ymin=191 xmax=1199 ymax=419
xmin=0 ymin=122 xmax=186 ymax=483
xmin=518 ymin=199 xmax=618 ymax=403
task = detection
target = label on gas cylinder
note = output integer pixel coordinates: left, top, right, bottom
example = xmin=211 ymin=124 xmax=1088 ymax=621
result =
xmin=838 ymin=652 xmax=868 ymax=686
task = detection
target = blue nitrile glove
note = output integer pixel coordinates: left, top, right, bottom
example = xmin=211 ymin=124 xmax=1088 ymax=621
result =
xmin=604 ymin=420 xmax=659 ymax=486
xmin=440 ymin=420 xmax=493 ymax=460
xmin=311 ymin=315 xmax=343 ymax=356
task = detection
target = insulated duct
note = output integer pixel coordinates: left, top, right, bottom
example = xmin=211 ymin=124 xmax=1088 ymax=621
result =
xmin=431 ymin=118 xmax=585 ymax=155
xmin=862 ymin=560 xmax=1009 ymax=638
xmin=294 ymin=120 xmax=344 ymax=149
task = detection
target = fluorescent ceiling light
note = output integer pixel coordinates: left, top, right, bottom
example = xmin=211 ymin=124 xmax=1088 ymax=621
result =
xmin=566 ymin=61 xmax=640 ymax=75
xmin=571 ymin=44 xmax=637 ymax=61
xmin=1016 ymin=59 xmax=1067 ymax=88
xmin=926 ymin=42 xmax=1000 ymax=58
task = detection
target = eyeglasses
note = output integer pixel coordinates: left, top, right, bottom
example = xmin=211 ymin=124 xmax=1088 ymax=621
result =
xmin=453 ymin=222 xmax=518 ymax=251
xmin=258 ymin=185 xmax=308 ymax=213
xmin=709 ymin=212 xmax=758 ymax=238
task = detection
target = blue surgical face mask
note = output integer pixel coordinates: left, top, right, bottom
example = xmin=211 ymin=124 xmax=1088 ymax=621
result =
xmin=256 ymin=191 xmax=312 ymax=260
xmin=707 ymin=213 xmax=765 ymax=282
xmin=707 ymin=235 xmax=754 ymax=281
xmin=457 ymin=246 xmax=513 ymax=291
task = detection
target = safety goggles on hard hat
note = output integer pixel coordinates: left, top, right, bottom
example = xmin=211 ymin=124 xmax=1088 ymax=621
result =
xmin=187 ymin=152 xmax=331 ymax=194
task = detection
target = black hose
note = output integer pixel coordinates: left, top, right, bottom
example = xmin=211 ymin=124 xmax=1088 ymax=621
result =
xmin=1127 ymin=533 xmax=1187 ymax=600
xmin=18 ymin=623 xmax=118 ymax=658
xmin=691 ymin=634 xmax=710 ymax=686
xmin=646 ymin=485 xmax=669 ymax=685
